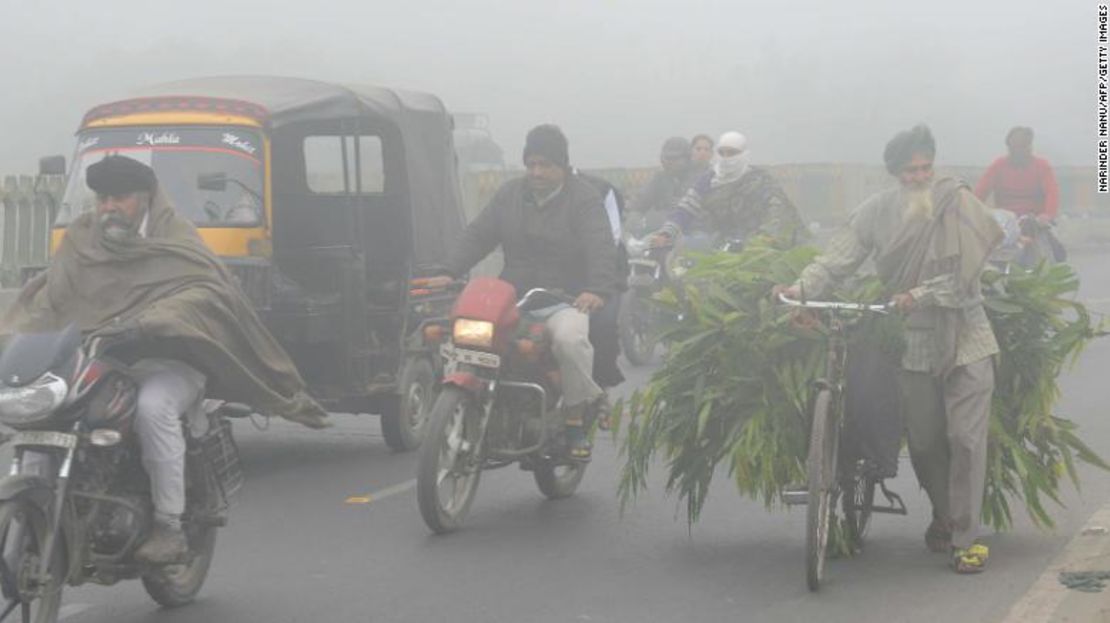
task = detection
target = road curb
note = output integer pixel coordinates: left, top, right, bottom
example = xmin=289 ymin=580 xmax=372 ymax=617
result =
xmin=1000 ymin=502 xmax=1110 ymax=622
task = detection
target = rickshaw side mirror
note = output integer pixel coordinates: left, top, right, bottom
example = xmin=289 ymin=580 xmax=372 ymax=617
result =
xmin=38 ymin=155 xmax=66 ymax=176
xmin=197 ymin=172 xmax=228 ymax=191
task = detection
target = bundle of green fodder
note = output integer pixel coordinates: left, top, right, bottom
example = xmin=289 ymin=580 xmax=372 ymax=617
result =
xmin=614 ymin=242 xmax=1107 ymax=533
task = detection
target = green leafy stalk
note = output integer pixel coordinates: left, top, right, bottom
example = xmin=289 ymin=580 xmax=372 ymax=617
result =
xmin=616 ymin=243 xmax=1107 ymax=534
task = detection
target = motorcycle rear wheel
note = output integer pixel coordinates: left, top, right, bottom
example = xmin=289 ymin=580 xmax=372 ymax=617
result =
xmin=141 ymin=523 xmax=217 ymax=608
xmin=533 ymin=459 xmax=587 ymax=500
xmin=417 ymin=387 xmax=483 ymax=534
xmin=0 ymin=495 xmax=65 ymax=623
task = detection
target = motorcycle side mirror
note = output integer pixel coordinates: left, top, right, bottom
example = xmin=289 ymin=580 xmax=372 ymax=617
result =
xmin=197 ymin=172 xmax=228 ymax=192
xmin=38 ymin=155 xmax=66 ymax=176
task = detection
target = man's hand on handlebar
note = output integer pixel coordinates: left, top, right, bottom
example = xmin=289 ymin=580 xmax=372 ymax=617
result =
xmin=892 ymin=292 xmax=916 ymax=313
xmin=574 ymin=292 xmax=605 ymax=314
xmin=772 ymin=284 xmax=801 ymax=301
xmin=771 ymin=284 xmax=819 ymax=329
xmin=650 ymin=232 xmax=673 ymax=249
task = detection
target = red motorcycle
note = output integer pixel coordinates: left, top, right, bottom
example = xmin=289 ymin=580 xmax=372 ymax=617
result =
xmin=416 ymin=277 xmax=590 ymax=534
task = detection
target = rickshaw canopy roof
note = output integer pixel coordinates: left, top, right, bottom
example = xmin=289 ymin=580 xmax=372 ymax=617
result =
xmin=98 ymin=76 xmax=465 ymax=269
xmin=119 ymin=75 xmax=451 ymax=129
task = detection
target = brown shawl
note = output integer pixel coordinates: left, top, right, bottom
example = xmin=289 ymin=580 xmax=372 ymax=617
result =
xmin=0 ymin=191 xmax=328 ymax=427
xmin=875 ymin=177 xmax=1003 ymax=375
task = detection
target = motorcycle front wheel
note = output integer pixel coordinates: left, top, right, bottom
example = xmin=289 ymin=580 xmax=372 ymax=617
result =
xmin=620 ymin=292 xmax=657 ymax=366
xmin=0 ymin=495 xmax=65 ymax=623
xmin=417 ymin=387 xmax=484 ymax=534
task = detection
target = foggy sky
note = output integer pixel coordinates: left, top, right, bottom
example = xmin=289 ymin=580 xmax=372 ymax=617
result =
xmin=0 ymin=0 xmax=1092 ymax=172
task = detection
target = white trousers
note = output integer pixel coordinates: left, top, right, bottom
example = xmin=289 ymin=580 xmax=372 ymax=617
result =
xmin=542 ymin=307 xmax=604 ymax=408
xmin=130 ymin=359 xmax=206 ymax=521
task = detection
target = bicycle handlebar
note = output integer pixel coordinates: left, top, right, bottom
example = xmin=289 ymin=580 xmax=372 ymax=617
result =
xmin=777 ymin=293 xmax=890 ymax=314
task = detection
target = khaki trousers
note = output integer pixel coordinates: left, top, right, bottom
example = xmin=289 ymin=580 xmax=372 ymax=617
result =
xmin=898 ymin=358 xmax=994 ymax=549
xmin=544 ymin=307 xmax=604 ymax=408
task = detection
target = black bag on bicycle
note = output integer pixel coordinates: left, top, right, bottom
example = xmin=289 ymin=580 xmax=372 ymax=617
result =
xmin=843 ymin=340 xmax=902 ymax=479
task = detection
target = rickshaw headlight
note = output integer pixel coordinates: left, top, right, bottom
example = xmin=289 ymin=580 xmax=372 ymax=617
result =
xmin=453 ymin=319 xmax=495 ymax=349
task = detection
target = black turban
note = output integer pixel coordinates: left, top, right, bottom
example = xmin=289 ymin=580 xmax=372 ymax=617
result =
xmin=522 ymin=124 xmax=570 ymax=169
xmin=86 ymin=155 xmax=158 ymax=196
xmin=883 ymin=124 xmax=936 ymax=175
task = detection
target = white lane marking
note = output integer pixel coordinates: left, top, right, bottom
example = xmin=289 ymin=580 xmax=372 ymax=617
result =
xmin=59 ymin=602 xmax=94 ymax=620
xmin=345 ymin=479 xmax=416 ymax=505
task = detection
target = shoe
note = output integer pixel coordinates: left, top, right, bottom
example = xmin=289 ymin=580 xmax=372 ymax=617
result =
xmin=563 ymin=404 xmax=592 ymax=462
xmin=135 ymin=522 xmax=189 ymax=564
xmin=565 ymin=425 xmax=592 ymax=462
xmin=925 ymin=518 xmax=952 ymax=553
xmin=593 ymin=394 xmax=613 ymax=431
xmin=951 ymin=543 xmax=989 ymax=574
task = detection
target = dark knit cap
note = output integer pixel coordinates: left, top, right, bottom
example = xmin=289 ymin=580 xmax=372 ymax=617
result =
xmin=522 ymin=124 xmax=570 ymax=169
xmin=883 ymin=124 xmax=936 ymax=175
xmin=86 ymin=155 xmax=158 ymax=196
xmin=661 ymin=136 xmax=691 ymax=160
xmin=1006 ymin=126 xmax=1034 ymax=145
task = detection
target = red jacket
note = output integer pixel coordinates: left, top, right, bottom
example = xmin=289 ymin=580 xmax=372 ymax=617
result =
xmin=974 ymin=156 xmax=1060 ymax=220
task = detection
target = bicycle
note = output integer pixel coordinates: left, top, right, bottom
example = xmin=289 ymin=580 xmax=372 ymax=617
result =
xmin=778 ymin=294 xmax=908 ymax=591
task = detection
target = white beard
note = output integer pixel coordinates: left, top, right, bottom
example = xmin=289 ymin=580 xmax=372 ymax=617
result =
xmin=904 ymin=188 xmax=935 ymax=222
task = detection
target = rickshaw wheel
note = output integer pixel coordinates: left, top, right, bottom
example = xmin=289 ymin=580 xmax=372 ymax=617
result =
xmin=381 ymin=357 xmax=437 ymax=452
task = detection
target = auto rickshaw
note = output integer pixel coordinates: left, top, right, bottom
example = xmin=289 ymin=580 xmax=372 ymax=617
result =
xmin=45 ymin=76 xmax=468 ymax=450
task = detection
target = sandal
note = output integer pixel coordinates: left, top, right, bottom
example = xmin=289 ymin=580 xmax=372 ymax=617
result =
xmin=565 ymin=419 xmax=592 ymax=462
xmin=590 ymin=395 xmax=613 ymax=431
xmin=951 ymin=543 xmax=989 ymax=574
xmin=925 ymin=518 xmax=952 ymax=553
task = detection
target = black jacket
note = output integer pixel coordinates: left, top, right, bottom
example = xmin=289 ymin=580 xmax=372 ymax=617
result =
xmin=446 ymin=175 xmax=619 ymax=298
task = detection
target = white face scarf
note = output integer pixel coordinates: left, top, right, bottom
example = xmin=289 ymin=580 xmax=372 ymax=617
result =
xmin=712 ymin=131 xmax=751 ymax=187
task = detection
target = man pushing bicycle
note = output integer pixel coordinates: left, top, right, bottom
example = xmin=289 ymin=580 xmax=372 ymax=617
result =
xmin=775 ymin=125 xmax=1003 ymax=574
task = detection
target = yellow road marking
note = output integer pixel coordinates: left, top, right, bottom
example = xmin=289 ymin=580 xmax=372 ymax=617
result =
xmin=344 ymin=479 xmax=417 ymax=506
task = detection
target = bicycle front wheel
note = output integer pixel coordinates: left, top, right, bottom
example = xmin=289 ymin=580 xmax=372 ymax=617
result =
xmin=806 ymin=388 xmax=839 ymax=592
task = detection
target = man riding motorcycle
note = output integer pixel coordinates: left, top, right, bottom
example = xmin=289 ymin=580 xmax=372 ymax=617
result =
xmin=653 ymin=131 xmax=808 ymax=250
xmin=628 ymin=136 xmax=701 ymax=232
xmin=974 ymin=126 xmax=1060 ymax=224
xmin=974 ymin=126 xmax=1065 ymax=263
xmin=425 ymin=125 xmax=618 ymax=461
xmin=0 ymin=155 xmax=330 ymax=564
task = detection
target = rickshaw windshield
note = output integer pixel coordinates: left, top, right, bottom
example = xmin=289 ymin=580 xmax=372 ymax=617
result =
xmin=57 ymin=127 xmax=264 ymax=228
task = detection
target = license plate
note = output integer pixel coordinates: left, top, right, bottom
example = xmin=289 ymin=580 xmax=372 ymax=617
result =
xmin=442 ymin=345 xmax=501 ymax=369
xmin=12 ymin=431 xmax=78 ymax=450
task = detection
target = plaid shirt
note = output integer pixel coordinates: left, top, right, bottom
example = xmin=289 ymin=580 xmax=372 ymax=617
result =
xmin=796 ymin=186 xmax=999 ymax=373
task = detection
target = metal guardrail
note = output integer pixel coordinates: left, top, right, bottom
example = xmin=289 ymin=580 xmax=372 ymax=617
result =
xmin=1 ymin=165 xmax=1104 ymax=291
xmin=465 ymin=164 xmax=1106 ymax=227
xmin=0 ymin=175 xmax=62 ymax=288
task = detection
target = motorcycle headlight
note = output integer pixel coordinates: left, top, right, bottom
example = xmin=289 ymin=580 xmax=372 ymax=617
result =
xmin=625 ymin=237 xmax=648 ymax=256
xmin=0 ymin=373 xmax=68 ymax=426
xmin=453 ymin=319 xmax=495 ymax=349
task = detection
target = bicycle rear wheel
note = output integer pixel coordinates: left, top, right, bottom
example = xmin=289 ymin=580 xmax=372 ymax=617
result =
xmin=806 ymin=388 xmax=839 ymax=592
xmin=841 ymin=467 xmax=876 ymax=553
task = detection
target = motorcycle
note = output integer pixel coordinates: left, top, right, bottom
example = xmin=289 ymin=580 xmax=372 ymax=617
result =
xmin=989 ymin=211 xmax=1067 ymax=273
xmin=619 ymin=236 xmax=671 ymax=366
xmin=619 ymin=233 xmax=743 ymax=366
xmin=0 ymin=326 xmax=242 ymax=621
xmin=416 ymin=278 xmax=591 ymax=534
